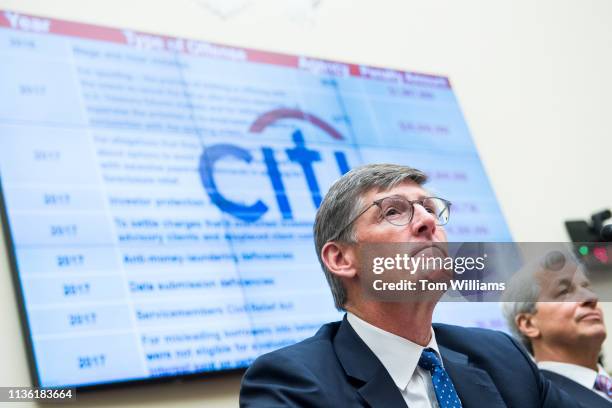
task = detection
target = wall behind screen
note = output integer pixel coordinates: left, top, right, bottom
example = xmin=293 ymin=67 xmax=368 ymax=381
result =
xmin=0 ymin=0 xmax=611 ymax=406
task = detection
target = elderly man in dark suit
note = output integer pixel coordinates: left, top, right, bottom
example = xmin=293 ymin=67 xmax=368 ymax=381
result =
xmin=503 ymin=251 xmax=611 ymax=407
xmin=240 ymin=163 xmax=580 ymax=407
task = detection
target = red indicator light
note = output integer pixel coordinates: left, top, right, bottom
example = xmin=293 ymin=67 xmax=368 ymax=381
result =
xmin=593 ymin=247 xmax=609 ymax=263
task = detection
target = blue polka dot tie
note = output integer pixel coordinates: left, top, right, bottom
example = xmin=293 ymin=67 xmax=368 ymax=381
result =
xmin=418 ymin=348 xmax=463 ymax=408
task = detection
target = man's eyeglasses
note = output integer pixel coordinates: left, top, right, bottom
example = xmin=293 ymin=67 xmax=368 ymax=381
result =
xmin=330 ymin=196 xmax=452 ymax=242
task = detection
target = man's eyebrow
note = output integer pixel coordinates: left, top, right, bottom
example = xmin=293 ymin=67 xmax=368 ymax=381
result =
xmin=552 ymin=278 xmax=572 ymax=287
xmin=376 ymin=192 xmax=430 ymax=200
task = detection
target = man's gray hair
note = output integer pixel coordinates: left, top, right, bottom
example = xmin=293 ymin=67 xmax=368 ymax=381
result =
xmin=501 ymin=249 xmax=575 ymax=354
xmin=313 ymin=163 xmax=427 ymax=310
xmin=501 ymin=300 xmax=538 ymax=354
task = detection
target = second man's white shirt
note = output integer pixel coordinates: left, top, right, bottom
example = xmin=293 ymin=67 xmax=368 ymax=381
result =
xmin=347 ymin=312 xmax=441 ymax=408
xmin=538 ymin=361 xmax=611 ymax=401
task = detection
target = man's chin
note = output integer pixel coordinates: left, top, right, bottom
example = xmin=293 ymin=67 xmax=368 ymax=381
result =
xmin=578 ymin=324 xmax=607 ymax=341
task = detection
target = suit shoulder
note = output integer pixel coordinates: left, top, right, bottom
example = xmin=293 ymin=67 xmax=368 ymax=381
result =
xmin=246 ymin=320 xmax=341 ymax=370
xmin=434 ymin=323 xmax=517 ymax=344
xmin=433 ymin=322 xmax=531 ymax=360
xmin=240 ymin=321 xmax=342 ymax=406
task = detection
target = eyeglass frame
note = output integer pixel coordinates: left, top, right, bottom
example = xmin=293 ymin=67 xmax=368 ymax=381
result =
xmin=328 ymin=196 xmax=452 ymax=243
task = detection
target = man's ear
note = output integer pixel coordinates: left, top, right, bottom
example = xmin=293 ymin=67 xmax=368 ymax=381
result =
xmin=321 ymin=241 xmax=358 ymax=279
xmin=515 ymin=312 xmax=541 ymax=341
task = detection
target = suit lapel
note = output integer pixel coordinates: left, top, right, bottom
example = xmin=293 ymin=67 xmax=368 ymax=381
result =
xmin=440 ymin=345 xmax=507 ymax=408
xmin=333 ymin=316 xmax=508 ymax=408
xmin=334 ymin=316 xmax=408 ymax=407
xmin=358 ymin=365 xmax=410 ymax=408
xmin=541 ymin=370 xmax=612 ymax=408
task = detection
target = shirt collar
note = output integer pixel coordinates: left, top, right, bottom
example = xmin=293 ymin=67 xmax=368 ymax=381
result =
xmin=538 ymin=361 xmax=607 ymax=389
xmin=347 ymin=312 xmax=441 ymax=390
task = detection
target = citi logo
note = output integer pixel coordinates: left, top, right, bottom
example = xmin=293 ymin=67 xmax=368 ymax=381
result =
xmin=199 ymin=108 xmax=351 ymax=222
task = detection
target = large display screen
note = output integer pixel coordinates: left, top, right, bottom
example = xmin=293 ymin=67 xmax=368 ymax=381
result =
xmin=0 ymin=10 xmax=512 ymax=389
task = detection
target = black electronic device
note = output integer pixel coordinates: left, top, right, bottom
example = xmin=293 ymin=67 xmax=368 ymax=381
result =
xmin=565 ymin=209 xmax=612 ymax=271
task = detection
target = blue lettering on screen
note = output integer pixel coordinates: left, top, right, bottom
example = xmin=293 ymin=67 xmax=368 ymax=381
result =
xmin=199 ymin=120 xmax=351 ymax=222
xmin=199 ymin=144 xmax=269 ymax=223
xmin=285 ymin=130 xmax=324 ymax=209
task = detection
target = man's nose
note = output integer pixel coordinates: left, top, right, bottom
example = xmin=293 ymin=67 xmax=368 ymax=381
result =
xmin=579 ymin=287 xmax=599 ymax=308
xmin=410 ymin=204 xmax=437 ymax=238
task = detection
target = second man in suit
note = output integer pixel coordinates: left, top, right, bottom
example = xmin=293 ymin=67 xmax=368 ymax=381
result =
xmin=503 ymin=251 xmax=611 ymax=407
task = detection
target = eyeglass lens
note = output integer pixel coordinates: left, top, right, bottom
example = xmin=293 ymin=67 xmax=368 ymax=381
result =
xmin=378 ymin=197 xmax=449 ymax=226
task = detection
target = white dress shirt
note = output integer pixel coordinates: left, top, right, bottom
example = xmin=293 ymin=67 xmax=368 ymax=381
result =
xmin=538 ymin=361 xmax=611 ymax=401
xmin=347 ymin=312 xmax=441 ymax=408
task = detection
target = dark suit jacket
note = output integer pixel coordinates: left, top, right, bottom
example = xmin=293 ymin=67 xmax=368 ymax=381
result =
xmin=541 ymin=369 xmax=612 ymax=407
xmin=240 ymin=316 xmax=581 ymax=407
